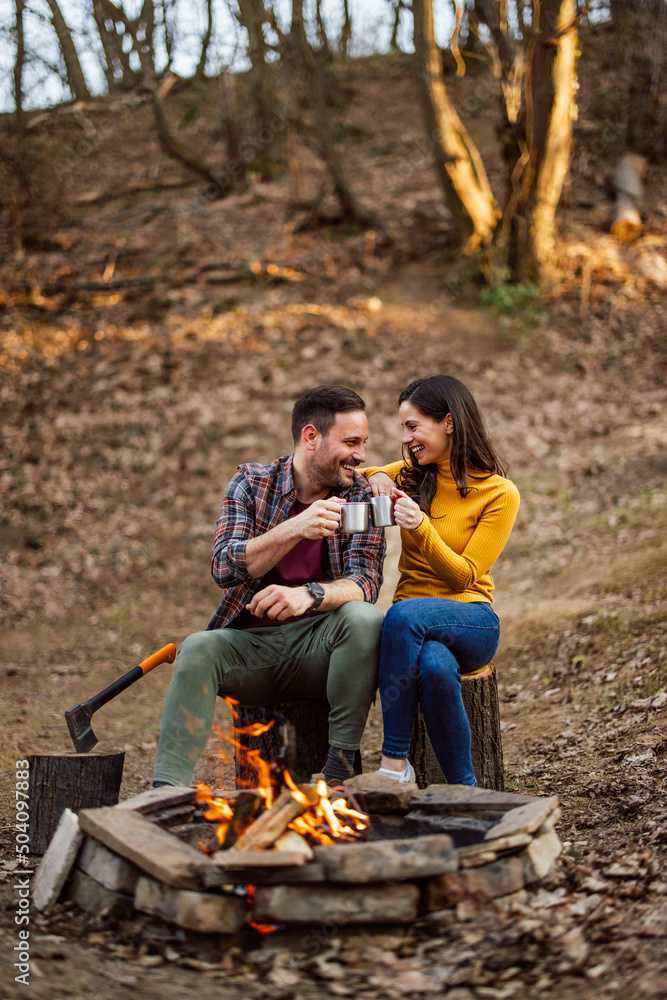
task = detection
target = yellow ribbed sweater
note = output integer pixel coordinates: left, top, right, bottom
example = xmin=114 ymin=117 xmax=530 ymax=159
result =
xmin=363 ymin=461 xmax=520 ymax=604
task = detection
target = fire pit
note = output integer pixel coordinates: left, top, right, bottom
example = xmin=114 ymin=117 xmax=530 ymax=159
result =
xmin=34 ymin=775 xmax=562 ymax=935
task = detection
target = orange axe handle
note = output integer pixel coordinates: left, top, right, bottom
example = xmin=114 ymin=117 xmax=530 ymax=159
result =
xmin=139 ymin=643 xmax=177 ymax=674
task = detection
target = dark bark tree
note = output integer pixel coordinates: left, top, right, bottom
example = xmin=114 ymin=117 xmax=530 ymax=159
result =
xmin=195 ymin=0 xmax=214 ymax=81
xmin=93 ymin=0 xmax=141 ymax=90
xmin=389 ymin=0 xmax=407 ymax=53
xmin=13 ymin=0 xmax=25 ymax=134
xmin=220 ymin=70 xmax=246 ymax=186
xmin=290 ymin=0 xmax=373 ymax=225
xmin=236 ymin=0 xmax=284 ymax=180
xmin=315 ymin=0 xmax=333 ymax=60
xmin=339 ymin=0 xmax=352 ymax=58
xmin=613 ymin=0 xmax=666 ymax=158
xmin=44 ymin=0 xmax=92 ymax=101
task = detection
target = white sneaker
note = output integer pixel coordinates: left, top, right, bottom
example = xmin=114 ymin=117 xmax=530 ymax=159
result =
xmin=376 ymin=760 xmax=416 ymax=783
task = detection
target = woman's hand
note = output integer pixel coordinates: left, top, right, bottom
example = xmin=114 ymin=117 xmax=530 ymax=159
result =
xmin=367 ymin=472 xmax=396 ymax=497
xmin=393 ymin=489 xmax=424 ymax=530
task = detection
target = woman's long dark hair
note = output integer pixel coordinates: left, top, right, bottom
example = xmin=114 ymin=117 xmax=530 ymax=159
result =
xmin=396 ymin=375 xmax=508 ymax=511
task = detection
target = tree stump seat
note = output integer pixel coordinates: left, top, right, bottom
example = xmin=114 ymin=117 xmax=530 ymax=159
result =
xmin=234 ymin=701 xmax=362 ymax=786
xmin=409 ymin=660 xmax=504 ymax=790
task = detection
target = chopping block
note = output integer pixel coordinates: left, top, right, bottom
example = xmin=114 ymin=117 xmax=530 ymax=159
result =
xmin=27 ymin=751 xmax=125 ymax=855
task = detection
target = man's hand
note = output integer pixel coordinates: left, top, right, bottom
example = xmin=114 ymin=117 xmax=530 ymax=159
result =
xmin=367 ymin=472 xmax=396 ymax=497
xmin=292 ymin=497 xmax=345 ymax=539
xmin=246 ymin=584 xmax=314 ymax=621
xmin=244 ymin=498 xmax=344 ymax=578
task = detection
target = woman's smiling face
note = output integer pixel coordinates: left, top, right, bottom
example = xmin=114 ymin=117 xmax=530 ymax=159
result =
xmin=399 ymin=400 xmax=453 ymax=466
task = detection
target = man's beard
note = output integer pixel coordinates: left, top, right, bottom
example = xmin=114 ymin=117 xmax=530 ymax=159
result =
xmin=310 ymin=448 xmax=356 ymax=492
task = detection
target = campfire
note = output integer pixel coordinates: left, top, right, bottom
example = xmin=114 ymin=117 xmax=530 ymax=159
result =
xmin=195 ymin=699 xmax=369 ymax=857
xmin=33 ymin=704 xmax=564 ymax=937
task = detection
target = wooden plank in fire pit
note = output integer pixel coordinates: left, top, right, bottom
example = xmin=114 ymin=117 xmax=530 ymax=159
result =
xmin=78 ymin=806 xmax=216 ymax=890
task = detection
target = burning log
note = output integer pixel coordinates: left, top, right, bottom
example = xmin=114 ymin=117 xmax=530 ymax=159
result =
xmin=234 ymin=787 xmax=317 ymax=851
xmin=233 ymin=700 xmax=361 ymax=785
xmin=220 ymin=791 xmax=265 ymax=849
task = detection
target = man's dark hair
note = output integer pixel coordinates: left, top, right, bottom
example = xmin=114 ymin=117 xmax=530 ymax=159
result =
xmin=291 ymin=385 xmax=366 ymax=443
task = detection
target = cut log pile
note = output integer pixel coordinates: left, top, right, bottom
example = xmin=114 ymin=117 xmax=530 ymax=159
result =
xmin=32 ymin=777 xmax=562 ymax=934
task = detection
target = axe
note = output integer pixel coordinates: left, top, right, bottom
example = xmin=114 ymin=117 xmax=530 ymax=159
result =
xmin=65 ymin=643 xmax=177 ymax=753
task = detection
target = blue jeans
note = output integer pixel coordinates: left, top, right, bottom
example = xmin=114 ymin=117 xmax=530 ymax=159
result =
xmin=379 ymin=598 xmax=500 ymax=785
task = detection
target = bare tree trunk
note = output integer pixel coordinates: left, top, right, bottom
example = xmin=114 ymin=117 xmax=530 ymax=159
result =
xmin=412 ymin=0 xmax=499 ymax=251
xmin=389 ymin=0 xmax=405 ymax=52
xmin=220 ymin=70 xmax=246 ymax=186
xmin=151 ymin=86 xmax=232 ymax=195
xmin=315 ymin=0 xmax=332 ymax=59
xmin=138 ymin=0 xmax=156 ymax=73
xmin=237 ymin=0 xmax=283 ymax=180
xmin=291 ymin=0 xmax=372 ymax=225
xmin=94 ymin=0 xmax=139 ymax=91
xmin=92 ymin=0 xmax=118 ymax=92
xmin=44 ymin=0 xmax=92 ymax=101
xmin=13 ymin=0 xmax=25 ymax=135
xmin=508 ymin=0 xmax=577 ymax=282
xmin=195 ymin=0 xmax=214 ymax=80
xmin=340 ymin=0 xmax=352 ymax=58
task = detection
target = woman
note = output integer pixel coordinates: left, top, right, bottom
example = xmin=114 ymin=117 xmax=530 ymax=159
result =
xmin=364 ymin=375 xmax=520 ymax=785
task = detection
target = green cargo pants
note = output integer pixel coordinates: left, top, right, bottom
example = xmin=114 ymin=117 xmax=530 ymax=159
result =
xmin=153 ymin=602 xmax=384 ymax=787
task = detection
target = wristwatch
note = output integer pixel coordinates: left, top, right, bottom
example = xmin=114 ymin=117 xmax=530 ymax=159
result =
xmin=305 ymin=582 xmax=325 ymax=611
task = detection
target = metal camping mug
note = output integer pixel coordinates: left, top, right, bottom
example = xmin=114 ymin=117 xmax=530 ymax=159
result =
xmin=369 ymin=494 xmax=396 ymax=527
xmin=339 ymin=503 xmax=371 ymax=533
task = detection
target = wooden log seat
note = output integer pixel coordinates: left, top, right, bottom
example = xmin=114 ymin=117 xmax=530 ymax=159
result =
xmin=409 ymin=661 xmax=504 ymax=790
xmin=234 ymin=701 xmax=362 ymax=786
xmin=234 ymin=662 xmax=503 ymax=791
xmin=27 ymin=750 xmax=125 ymax=855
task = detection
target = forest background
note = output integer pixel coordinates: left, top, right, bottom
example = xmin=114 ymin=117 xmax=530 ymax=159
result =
xmin=0 ymin=1 xmax=666 ymax=998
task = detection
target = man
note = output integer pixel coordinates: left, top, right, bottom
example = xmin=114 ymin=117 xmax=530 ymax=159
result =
xmin=153 ymin=385 xmax=386 ymax=787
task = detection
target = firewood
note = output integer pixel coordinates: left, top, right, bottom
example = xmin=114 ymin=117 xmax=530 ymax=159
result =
xmin=234 ymin=701 xmax=362 ymax=786
xmin=221 ymin=791 xmax=265 ymax=849
xmin=233 ymin=788 xmax=315 ymax=852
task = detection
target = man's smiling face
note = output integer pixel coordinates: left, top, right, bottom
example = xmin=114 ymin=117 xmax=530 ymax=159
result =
xmin=309 ymin=410 xmax=368 ymax=491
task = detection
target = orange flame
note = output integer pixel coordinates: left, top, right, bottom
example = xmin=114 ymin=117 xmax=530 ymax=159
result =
xmin=284 ymin=774 xmax=368 ymax=844
xmin=198 ymin=703 xmax=368 ymax=850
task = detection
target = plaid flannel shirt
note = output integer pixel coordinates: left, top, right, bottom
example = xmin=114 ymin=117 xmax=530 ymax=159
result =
xmin=207 ymin=453 xmax=386 ymax=630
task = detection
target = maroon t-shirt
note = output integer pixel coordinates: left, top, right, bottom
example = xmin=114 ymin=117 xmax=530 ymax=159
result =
xmin=232 ymin=500 xmax=329 ymax=628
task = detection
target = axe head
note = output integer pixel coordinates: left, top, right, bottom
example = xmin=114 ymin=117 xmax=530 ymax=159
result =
xmin=65 ymin=702 xmax=98 ymax=753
